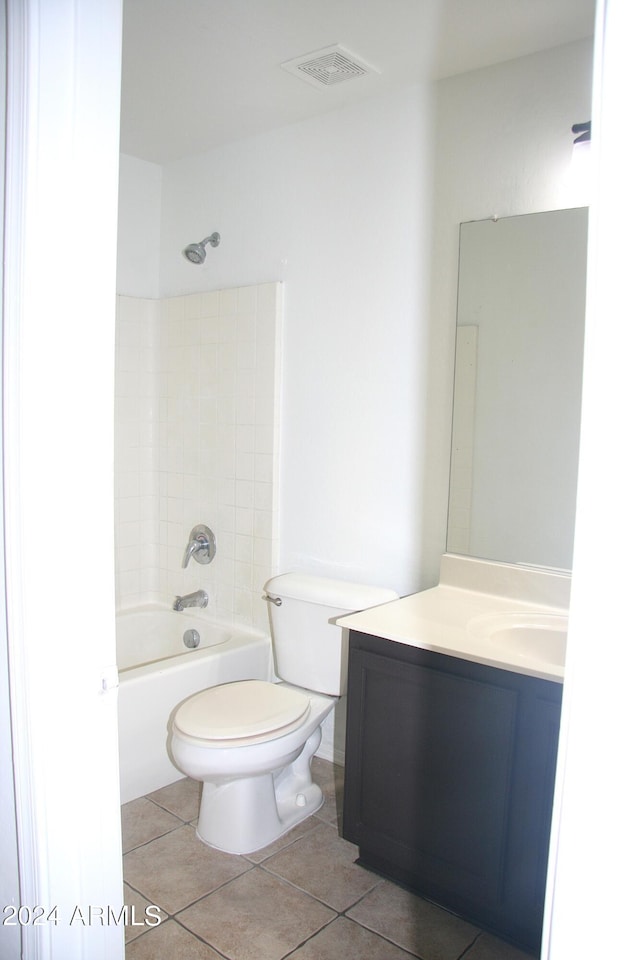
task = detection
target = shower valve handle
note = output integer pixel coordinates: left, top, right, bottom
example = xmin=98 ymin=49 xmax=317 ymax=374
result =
xmin=182 ymin=525 xmax=216 ymax=568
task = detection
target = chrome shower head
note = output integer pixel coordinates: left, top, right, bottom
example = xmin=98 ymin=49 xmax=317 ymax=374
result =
xmin=182 ymin=231 xmax=220 ymax=264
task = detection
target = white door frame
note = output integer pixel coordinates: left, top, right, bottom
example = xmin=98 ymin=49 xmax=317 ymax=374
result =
xmin=3 ymin=1 xmax=124 ymax=957
xmin=544 ymin=1 xmax=640 ymax=952
xmin=4 ymin=1 xmax=640 ymax=959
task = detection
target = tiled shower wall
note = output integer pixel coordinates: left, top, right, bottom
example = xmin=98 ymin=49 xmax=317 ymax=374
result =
xmin=114 ymin=283 xmax=282 ymax=633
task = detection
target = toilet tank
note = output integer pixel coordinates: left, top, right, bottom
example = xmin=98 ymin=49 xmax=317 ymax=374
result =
xmin=264 ymin=574 xmax=398 ymax=696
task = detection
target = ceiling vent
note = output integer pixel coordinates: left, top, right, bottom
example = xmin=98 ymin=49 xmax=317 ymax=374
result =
xmin=280 ymin=45 xmax=379 ymax=90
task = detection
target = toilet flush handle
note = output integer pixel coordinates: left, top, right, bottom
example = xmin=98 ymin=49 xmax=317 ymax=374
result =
xmin=263 ymin=594 xmax=282 ymax=607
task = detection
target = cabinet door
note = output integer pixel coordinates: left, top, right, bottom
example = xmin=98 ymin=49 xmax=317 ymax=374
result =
xmin=343 ymin=631 xmax=561 ymax=952
xmin=344 ymin=642 xmax=519 ymax=911
xmin=503 ymin=686 xmax=561 ymax=929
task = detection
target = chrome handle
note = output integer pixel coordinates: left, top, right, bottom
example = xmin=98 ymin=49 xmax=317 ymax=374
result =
xmin=182 ymin=524 xmax=216 ymax=568
xmin=263 ymin=594 xmax=282 ymax=607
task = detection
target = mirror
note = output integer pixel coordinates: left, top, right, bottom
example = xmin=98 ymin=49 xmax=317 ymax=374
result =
xmin=447 ymin=207 xmax=588 ymax=569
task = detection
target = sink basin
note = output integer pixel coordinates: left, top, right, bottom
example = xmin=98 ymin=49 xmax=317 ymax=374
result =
xmin=468 ymin=613 xmax=568 ymax=667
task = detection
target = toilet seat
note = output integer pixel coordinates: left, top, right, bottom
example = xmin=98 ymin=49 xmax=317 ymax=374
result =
xmin=173 ymin=680 xmax=311 ymax=747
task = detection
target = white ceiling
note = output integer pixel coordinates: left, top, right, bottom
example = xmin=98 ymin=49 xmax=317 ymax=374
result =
xmin=120 ymin=0 xmax=595 ymax=165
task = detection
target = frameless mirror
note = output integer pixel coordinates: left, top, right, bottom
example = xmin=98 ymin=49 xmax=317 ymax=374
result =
xmin=447 ymin=208 xmax=588 ymax=569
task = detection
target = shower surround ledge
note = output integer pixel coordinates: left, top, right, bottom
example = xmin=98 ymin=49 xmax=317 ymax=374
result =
xmin=115 ymin=282 xmax=283 ymax=634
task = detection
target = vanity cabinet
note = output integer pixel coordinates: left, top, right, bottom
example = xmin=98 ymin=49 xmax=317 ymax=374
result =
xmin=343 ymin=630 xmax=562 ymax=954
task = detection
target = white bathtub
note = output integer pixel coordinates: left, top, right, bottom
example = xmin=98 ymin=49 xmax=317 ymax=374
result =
xmin=116 ymin=606 xmax=272 ymax=803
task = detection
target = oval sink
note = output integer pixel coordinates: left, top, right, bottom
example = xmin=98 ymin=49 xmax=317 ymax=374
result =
xmin=468 ymin=613 xmax=568 ymax=667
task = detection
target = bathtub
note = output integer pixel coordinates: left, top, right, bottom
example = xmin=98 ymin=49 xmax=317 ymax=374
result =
xmin=117 ymin=606 xmax=272 ymax=803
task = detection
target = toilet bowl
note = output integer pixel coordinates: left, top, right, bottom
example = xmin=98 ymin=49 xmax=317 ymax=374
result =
xmin=171 ymin=679 xmax=334 ymax=853
xmin=169 ymin=574 xmax=398 ymax=854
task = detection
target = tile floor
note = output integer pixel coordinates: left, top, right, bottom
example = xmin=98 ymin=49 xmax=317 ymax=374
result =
xmin=121 ymin=759 xmax=537 ymax=960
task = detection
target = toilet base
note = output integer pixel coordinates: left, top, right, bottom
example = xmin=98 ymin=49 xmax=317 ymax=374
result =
xmin=196 ymin=726 xmax=324 ymax=854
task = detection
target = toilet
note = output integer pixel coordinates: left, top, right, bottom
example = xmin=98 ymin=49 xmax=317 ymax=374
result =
xmin=169 ymin=573 xmax=397 ymax=854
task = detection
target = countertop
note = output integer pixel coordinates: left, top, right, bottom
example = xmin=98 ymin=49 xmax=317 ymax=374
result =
xmin=337 ymin=556 xmax=569 ymax=683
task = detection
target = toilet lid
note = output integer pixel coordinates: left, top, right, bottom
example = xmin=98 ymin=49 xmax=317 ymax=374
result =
xmin=173 ymin=680 xmax=310 ymax=742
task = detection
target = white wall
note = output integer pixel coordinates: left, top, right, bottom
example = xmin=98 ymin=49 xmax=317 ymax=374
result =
xmin=158 ymin=84 xmax=434 ymax=596
xmin=117 ymin=39 xmax=593 ymax=596
xmin=116 ymin=153 xmax=162 ymax=298
xmin=4 ymin=0 xmax=124 ymax=956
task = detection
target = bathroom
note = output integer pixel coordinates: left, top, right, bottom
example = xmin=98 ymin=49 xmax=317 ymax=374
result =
xmin=3 ymin=1 xmax=640 ymax=959
xmin=115 ymin=1 xmax=587 ymax=951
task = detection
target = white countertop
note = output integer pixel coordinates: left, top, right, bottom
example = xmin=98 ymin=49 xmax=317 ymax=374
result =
xmin=336 ymin=556 xmax=569 ymax=683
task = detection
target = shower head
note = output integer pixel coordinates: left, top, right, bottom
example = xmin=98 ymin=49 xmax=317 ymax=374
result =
xmin=182 ymin=231 xmax=221 ymax=265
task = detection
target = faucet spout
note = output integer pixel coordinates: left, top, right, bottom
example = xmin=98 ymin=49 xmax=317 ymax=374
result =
xmin=173 ymin=589 xmax=208 ymax=612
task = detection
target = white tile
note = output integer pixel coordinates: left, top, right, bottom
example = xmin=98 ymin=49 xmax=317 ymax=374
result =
xmin=200 ymin=289 xmax=220 ymax=318
xmin=184 ymin=293 xmax=202 ymax=320
xmin=233 ymin=588 xmax=253 ymax=622
xmin=167 ymin=498 xmax=183 ymax=524
xmin=117 ymin=471 xmax=140 ymax=499
xmin=234 ymin=560 xmax=253 ymax=590
xmin=167 ymin=296 xmax=185 ymax=323
xmin=237 ymin=285 xmax=258 ymax=315
xmin=217 ymin=342 xmax=236 ymax=374
xmin=254 ymin=482 xmax=273 ymax=512
xmin=217 ymin=395 xmax=236 ymax=425
xmin=237 ymin=340 xmax=256 ymax=371
xmin=219 ymin=287 xmax=239 ymax=315
xmin=236 ymin=368 xmax=256 ymax=398
xmin=235 ymin=480 xmax=255 ymax=509
xmin=235 ymin=395 xmax=255 ymax=425
xmin=184 ymin=316 xmax=201 ymax=345
xmin=252 ymin=564 xmax=272 ymax=593
xmin=235 ymin=451 xmax=254 ymax=481
xmin=253 ymin=538 xmax=274 ymax=567
xmin=236 ymin=312 xmax=256 ymax=343
xmin=216 ymin=531 xmax=234 ymax=560
xmin=235 ymin=509 xmax=254 ymax=538
xmin=166 ymin=472 xmax=183 ymax=498
xmin=254 ymin=453 xmax=273 ymax=484
xmin=235 ymin=424 xmax=255 ymax=453
xmin=254 ymin=510 xmax=273 ymax=540
xmin=254 ymin=423 xmax=274 ymax=455
xmin=200 ymin=398 xmax=217 ymax=424
xmin=117 ymin=544 xmax=140 ymax=572
xmin=218 ymin=316 xmax=236 ymax=343
xmin=257 ymin=282 xmax=279 ymax=320
xmin=117 ymin=496 xmax=141 ymax=524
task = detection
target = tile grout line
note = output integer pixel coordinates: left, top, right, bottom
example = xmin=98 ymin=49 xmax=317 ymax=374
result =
xmin=123 ymin=765 xmax=532 ymax=960
xmin=457 ymin=930 xmax=485 ymax=959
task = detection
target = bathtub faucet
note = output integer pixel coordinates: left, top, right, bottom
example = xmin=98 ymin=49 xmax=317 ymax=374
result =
xmin=173 ymin=590 xmax=208 ymax=612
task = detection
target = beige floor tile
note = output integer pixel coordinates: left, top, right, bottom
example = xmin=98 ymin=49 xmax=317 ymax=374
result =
xmin=147 ymin=776 xmax=202 ymax=822
xmin=123 ymin=823 xmax=252 ymax=914
xmin=262 ymin=821 xmax=381 ymax=911
xmin=463 ymin=931 xmax=537 ymax=960
xmin=242 ymin=815 xmax=323 ymax=864
xmin=346 ymin=880 xmax=480 ymax=960
xmin=122 ymin=883 xmax=168 ymax=943
xmin=288 ymin=916 xmax=418 ymax=959
xmin=178 ymin=866 xmax=336 ymax=960
xmin=125 ymin=919 xmax=226 ymax=959
xmin=121 ymin=797 xmax=183 ymax=853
